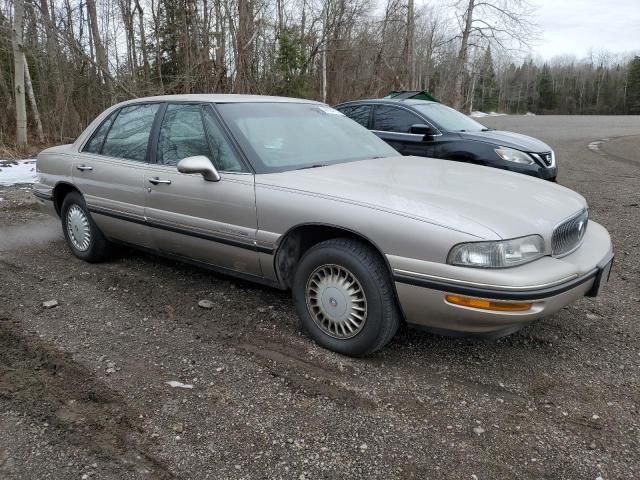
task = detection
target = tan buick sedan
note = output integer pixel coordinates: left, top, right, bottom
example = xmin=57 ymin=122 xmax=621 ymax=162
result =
xmin=34 ymin=95 xmax=614 ymax=356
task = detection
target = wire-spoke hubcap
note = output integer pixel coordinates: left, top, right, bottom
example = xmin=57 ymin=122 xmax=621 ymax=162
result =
xmin=305 ymin=264 xmax=368 ymax=339
xmin=66 ymin=205 xmax=91 ymax=251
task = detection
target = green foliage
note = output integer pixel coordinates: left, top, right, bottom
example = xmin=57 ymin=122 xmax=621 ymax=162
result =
xmin=537 ymin=64 xmax=555 ymax=111
xmin=273 ymin=28 xmax=311 ymax=98
xmin=474 ymin=47 xmax=498 ymax=112
xmin=627 ymin=56 xmax=640 ymax=114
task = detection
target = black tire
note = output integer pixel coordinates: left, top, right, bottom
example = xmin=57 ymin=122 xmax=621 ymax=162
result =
xmin=292 ymin=238 xmax=401 ymax=357
xmin=60 ymin=191 xmax=111 ymax=262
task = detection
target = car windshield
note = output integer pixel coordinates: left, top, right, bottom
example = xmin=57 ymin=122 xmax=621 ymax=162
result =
xmin=216 ymin=102 xmax=398 ymax=173
xmin=412 ymin=103 xmax=488 ymax=132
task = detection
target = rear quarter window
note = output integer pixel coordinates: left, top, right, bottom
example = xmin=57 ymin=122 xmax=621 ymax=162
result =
xmin=83 ymin=111 xmax=116 ymax=154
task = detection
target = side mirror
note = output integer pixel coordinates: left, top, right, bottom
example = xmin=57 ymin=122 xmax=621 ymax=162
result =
xmin=177 ymin=156 xmax=221 ymax=182
xmin=410 ymin=124 xmax=435 ymax=136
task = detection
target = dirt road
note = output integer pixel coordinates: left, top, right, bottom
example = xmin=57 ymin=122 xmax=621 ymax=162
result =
xmin=1 ymin=116 xmax=639 ymax=479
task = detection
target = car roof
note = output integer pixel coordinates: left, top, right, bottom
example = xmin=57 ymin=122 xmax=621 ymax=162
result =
xmin=114 ymin=94 xmax=324 ymax=108
xmin=335 ymin=98 xmax=438 ymax=107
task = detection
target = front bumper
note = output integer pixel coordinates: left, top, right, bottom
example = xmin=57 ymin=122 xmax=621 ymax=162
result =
xmin=493 ymin=162 xmax=557 ymax=181
xmin=390 ymin=221 xmax=613 ymax=335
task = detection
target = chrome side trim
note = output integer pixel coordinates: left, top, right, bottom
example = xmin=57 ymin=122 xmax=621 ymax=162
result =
xmin=87 ymin=205 xmax=275 ymax=254
xmin=33 ymin=190 xmax=53 ymax=201
xmin=88 ymin=205 xmax=147 ymax=225
xmin=393 ymin=268 xmax=598 ymax=301
xmin=393 ymin=269 xmax=578 ymax=292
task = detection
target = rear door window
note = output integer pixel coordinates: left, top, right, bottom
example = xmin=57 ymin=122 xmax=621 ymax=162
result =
xmin=101 ymin=104 xmax=160 ymax=161
xmin=372 ymin=105 xmax=422 ymax=134
xmin=338 ymin=104 xmax=372 ymax=128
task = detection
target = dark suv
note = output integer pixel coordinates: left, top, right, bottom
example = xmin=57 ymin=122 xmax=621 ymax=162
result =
xmin=335 ymin=99 xmax=557 ymax=181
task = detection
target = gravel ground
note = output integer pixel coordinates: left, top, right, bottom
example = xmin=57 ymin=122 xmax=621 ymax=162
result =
xmin=1 ymin=115 xmax=639 ymax=479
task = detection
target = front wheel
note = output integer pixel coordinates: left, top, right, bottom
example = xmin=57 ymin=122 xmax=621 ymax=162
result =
xmin=292 ymin=238 xmax=401 ymax=356
xmin=61 ymin=191 xmax=111 ymax=262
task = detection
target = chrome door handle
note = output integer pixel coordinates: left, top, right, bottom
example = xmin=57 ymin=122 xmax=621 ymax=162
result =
xmin=148 ymin=177 xmax=171 ymax=185
xmin=76 ymin=165 xmax=93 ymax=171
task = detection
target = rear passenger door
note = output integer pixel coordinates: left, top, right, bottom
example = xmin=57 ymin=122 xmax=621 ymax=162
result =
xmin=371 ymin=105 xmax=435 ymax=157
xmin=143 ymin=103 xmax=261 ymax=277
xmin=74 ymin=103 xmax=161 ymax=248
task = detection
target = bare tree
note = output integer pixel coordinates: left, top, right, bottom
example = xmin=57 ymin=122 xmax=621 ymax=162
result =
xmin=451 ymin=0 xmax=537 ymax=110
xmin=86 ymin=0 xmax=114 ymax=97
xmin=12 ymin=0 xmax=27 ymax=147
xmin=0 ymin=0 xmax=632 ymax=147
xmin=404 ymin=0 xmax=416 ymax=89
xmin=23 ymin=54 xmax=45 ymax=143
xmin=234 ymin=0 xmax=256 ymax=93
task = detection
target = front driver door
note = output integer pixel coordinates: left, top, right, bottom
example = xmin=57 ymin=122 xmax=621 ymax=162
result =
xmin=143 ymin=103 xmax=261 ymax=277
xmin=371 ymin=104 xmax=437 ymax=158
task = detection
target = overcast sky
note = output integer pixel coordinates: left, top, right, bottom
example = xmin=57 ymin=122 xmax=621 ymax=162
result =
xmin=531 ymin=0 xmax=640 ymax=59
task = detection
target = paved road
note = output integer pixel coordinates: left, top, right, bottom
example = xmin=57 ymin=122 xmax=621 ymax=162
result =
xmin=1 ymin=116 xmax=639 ymax=479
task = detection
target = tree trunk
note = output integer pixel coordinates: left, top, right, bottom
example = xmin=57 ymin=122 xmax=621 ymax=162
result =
xmin=452 ymin=0 xmax=475 ymax=110
xmin=150 ymin=0 xmax=164 ymax=92
xmin=134 ymin=0 xmax=150 ymax=84
xmin=23 ymin=54 xmax=45 ymax=143
xmin=86 ymin=0 xmax=114 ymax=97
xmin=322 ymin=47 xmax=327 ymax=102
xmin=321 ymin=3 xmax=329 ymax=102
xmin=12 ymin=0 xmax=28 ymax=148
xmin=234 ymin=0 xmax=254 ymax=93
xmin=405 ymin=0 xmax=415 ymax=89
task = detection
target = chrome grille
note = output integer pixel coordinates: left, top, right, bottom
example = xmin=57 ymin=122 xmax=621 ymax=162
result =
xmin=532 ymin=151 xmax=555 ymax=167
xmin=539 ymin=152 xmax=553 ymax=166
xmin=552 ymin=209 xmax=589 ymax=256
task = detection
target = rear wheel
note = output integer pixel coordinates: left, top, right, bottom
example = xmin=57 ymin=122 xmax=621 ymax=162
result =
xmin=61 ymin=191 xmax=111 ymax=262
xmin=292 ymin=238 xmax=400 ymax=356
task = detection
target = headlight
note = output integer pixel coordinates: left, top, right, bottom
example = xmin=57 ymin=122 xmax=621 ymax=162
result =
xmin=494 ymin=147 xmax=535 ymax=165
xmin=447 ymin=235 xmax=545 ymax=268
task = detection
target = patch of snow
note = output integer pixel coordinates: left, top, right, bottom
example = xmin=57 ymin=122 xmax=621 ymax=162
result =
xmin=0 ymin=159 xmax=38 ymax=186
xmin=525 ymin=112 xmax=536 ymax=116
xmin=588 ymin=138 xmax=609 ymax=154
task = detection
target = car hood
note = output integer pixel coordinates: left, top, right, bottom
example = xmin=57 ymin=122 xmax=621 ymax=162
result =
xmin=258 ymin=156 xmax=586 ymax=240
xmin=459 ymin=130 xmax=551 ymax=153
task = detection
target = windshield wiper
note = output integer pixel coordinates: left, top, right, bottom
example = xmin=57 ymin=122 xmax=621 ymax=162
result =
xmin=481 ymin=128 xmax=493 ymax=131
xmin=296 ymin=163 xmax=329 ymax=170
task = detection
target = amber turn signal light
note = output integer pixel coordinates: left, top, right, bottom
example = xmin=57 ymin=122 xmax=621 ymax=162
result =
xmin=445 ymin=294 xmax=531 ymax=312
